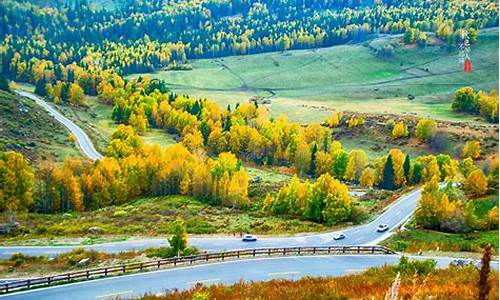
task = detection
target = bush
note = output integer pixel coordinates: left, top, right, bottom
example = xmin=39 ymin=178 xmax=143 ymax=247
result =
xmin=113 ymin=210 xmax=128 ymax=217
xmin=397 ymin=256 xmax=437 ymax=276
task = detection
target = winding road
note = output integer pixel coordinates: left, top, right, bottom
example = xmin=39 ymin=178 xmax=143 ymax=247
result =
xmin=16 ymin=91 xmax=103 ymax=161
xmin=0 ymin=187 xmax=420 ymax=258
xmin=3 ymin=90 xmax=472 ymax=300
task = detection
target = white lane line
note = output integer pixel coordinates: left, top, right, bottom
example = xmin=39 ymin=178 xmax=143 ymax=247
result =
xmin=268 ymin=271 xmax=300 ymax=276
xmin=187 ymin=278 xmax=221 ymax=285
xmin=95 ymin=290 xmax=133 ymax=299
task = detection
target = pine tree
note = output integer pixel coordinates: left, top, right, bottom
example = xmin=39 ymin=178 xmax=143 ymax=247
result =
xmin=34 ymin=78 xmax=47 ymax=96
xmin=403 ymin=154 xmax=411 ymax=184
xmin=381 ymin=154 xmax=396 ymax=190
xmin=0 ymin=75 xmax=10 ymax=92
xmin=309 ymin=143 xmax=318 ymax=176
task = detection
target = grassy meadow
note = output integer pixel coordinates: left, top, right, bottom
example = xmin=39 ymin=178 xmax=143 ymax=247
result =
xmin=128 ymin=28 xmax=499 ymax=124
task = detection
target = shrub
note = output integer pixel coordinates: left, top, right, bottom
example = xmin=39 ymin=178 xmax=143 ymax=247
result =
xmin=397 ymin=256 xmax=437 ymax=276
xmin=415 ymin=118 xmax=437 ymax=142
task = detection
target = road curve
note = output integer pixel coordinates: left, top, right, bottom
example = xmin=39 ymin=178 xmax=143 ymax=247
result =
xmin=2 ymin=255 xmax=496 ymax=300
xmin=16 ymin=91 xmax=103 ymax=161
xmin=0 ymin=188 xmax=421 ymax=258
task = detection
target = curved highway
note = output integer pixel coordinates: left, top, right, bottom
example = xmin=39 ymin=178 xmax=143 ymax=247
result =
xmin=0 ymin=188 xmax=420 ymax=258
xmin=16 ymin=91 xmax=103 ymax=161
xmin=2 ymin=255 xmax=496 ymax=300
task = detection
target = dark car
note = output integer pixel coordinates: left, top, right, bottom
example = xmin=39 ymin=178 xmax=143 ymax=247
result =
xmin=333 ymin=233 xmax=346 ymax=240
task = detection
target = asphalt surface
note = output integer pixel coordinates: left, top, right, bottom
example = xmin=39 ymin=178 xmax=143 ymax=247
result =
xmin=3 ymin=254 xmax=492 ymax=300
xmin=16 ymin=91 xmax=103 ymax=161
xmin=0 ymin=188 xmax=420 ymax=259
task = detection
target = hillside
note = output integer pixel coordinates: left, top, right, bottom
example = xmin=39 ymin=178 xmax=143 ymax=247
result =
xmin=0 ymin=91 xmax=80 ymax=162
xmin=131 ymin=29 xmax=499 ymax=123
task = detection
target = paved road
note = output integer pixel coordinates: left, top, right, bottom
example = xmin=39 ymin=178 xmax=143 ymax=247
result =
xmin=16 ymin=91 xmax=103 ymax=161
xmin=2 ymin=255 xmax=496 ymax=300
xmin=0 ymin=188 xmax=420 ymax=259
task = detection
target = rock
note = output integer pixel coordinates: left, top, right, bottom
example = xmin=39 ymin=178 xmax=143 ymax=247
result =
xmin=87 ymin=226 xmax=102 ymax=234
xmin=252 ymin=176 xmax=263 ymax=184
xmin=78 ymin=258 xmax=90 ymax=266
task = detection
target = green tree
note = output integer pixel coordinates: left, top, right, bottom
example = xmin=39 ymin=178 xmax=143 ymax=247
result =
xmin=0 ymin=75 xmax=10 ymax=92
xmin=168 ymin=219 xmax=188 ymax=256
xmin=403 ymin=154 xmax=411 ymax=183
xmin=380 ymin=154 xmax=396 ymax=190
xmin=452 ymin=87 xmax=479 ymax=113
xmin=415 ymin=118 xmax=437 ymax=143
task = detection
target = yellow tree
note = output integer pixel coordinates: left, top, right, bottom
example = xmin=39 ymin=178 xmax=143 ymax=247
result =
xmin=415 ymin=118 xmax=437 ymax=142
xmin=359 ymin=167 xmax=376 ymax=188
xmin=464 ymin=169 xmax=488 ymax=197
xmin=462 ymin=141 xmax=481 ymax=160
xmin=392 ymin=121 xmax=409 ymax=139
xmin=227 ymin=169 xmax=249 ymax=208
xmin=344 ymin=149 xmax=368 ymax=182
xmin=68 ymin=83 xmax=85 ymax=105
xmin=294 ymin=140 xmax=311 ymax=175
xmin=0 ymin=151 xmax=35 ymax=222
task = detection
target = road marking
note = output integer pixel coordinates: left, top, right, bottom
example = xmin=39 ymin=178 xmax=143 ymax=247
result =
xmin=268 ymin=271 xmax=300 ymax=276
xmin=187 ymin=278 xmax=221 ymax=284
xmin=95 ymin=290 xmax=133 ymax=299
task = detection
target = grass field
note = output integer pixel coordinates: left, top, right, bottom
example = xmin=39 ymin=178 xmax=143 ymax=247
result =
xmin=0 ymin=90 xmax=80 ymax=162
xmin=128 ymin=28 xmax=499 ymax=124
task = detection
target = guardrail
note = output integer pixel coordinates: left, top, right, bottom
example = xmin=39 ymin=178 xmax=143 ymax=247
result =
xmin=0 ymin=245 xmax=395 ymax=294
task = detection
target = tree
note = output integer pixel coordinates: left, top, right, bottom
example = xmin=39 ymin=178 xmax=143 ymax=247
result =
xmin=67 ymin=83 xmax=85 ymax=105
xmin=392 ymin=121 xmax=408 ymax=139
xmin=380 ymin=154 xmax=396 ymax=190
xmin=478 ymin=244 xmax=492 ymax=300
xmin=403 ymin=154 xmax=411 ymax=183
xmin=462 ymin=140 xmax=480 ymax=160
xmin=452 ymin=87 xmax=479 ymax=113
xmin=331 ymin=149 xmax=348 ymax=180
xmin=0 ymin=75 xmax=10 ymax=92
xmin=309 ymin=143 xmax=318 ymax=176
xmin=344 ymin=150 xmax=368 ymax=182
xmin=359 ymin=168 xmax=376 ymax=188
xmin=0 ymin=151 xmax=35 ymax=223
xmin=415 ymin=118 xmax=437 ymax=142
xmin=478 ymin=90 xmax=499 ymax=123
xmin=464 ymin=169 xmax=488 ymax=197
xmin=168 ymin=219 xmax=188 ymax=256
xmin=294 ymin=141 xmax=311 ymax=176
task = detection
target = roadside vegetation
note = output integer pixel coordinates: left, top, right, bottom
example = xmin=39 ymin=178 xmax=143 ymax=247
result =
xmin=137 ymin=255 xmax=498 ymax=300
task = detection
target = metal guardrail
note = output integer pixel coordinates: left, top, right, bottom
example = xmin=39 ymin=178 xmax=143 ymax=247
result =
xmin=0 ymin=245 xmax=395 ymax=293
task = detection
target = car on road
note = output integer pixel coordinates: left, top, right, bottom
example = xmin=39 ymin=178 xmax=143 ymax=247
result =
xmin=242 ymin=234 xmax=257 ymax=242
xmin=333 ymin=233 xmax=346 ymax=240
xmin=376 ymin=224 xmax=389 ymax=232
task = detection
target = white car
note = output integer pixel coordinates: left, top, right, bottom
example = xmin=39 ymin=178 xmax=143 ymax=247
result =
xmin=242 ymin=234 xmax=257 ymax=242
xmin=333 ymin=233 xmax=346 ymax=240
xmin=376 ymin=224 xmax=389 ymax=232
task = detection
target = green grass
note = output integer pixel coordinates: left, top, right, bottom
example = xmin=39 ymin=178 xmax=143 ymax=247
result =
xmin=128 ymin=28 xmax=499 ymax=124
xmin=383 ymin=228 xmax=499 ymax=254
xmin=54 ymin=96 xmax=177 ymax=153
xmin=0 ymin=90 xmax=80 ymax=162
xmin=473 ymin=194 xmax=499 ymax=218
xmin=0 ymin=195 xmax=330 ymax=245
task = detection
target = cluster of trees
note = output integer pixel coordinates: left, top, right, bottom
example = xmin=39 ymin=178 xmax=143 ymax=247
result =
xmin=1 ymin=0 xmax=497 ymax=82
xmin=452 ymin=87 xmax=499 ymax=123
xmin=415 ymin=170 xmax=498 ymax=233
xmin=263 ymin=173 xmax=352 ymax=224
xmin=1 ymin=125 xmax=251 ymax=216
